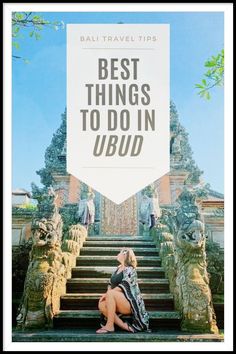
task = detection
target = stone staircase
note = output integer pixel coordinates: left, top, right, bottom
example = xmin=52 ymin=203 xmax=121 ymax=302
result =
xmin=53 ymin=235 xmax=182 ymax=331
xmin=12 ymin=234 xmax=224 ymax=342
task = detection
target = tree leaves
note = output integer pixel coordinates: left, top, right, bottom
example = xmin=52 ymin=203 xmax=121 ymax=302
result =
xmin=14 ymin=13 xmax=24 ymax=21
xmin=12 ymin=12 xmax=64 ymax=63
xmin=195 ymin=49 xmax=224 ymax=100
xmin=34 ymin=32 xmax=41 ymax=40
xmin=198 ymin=90 xmax=211 ymax=100
xmin=12 ymin=41 xmax=20 ymax=49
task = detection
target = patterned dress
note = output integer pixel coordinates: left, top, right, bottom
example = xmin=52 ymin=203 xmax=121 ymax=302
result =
xmin=108 ymin=265 xmax=150 ymax=332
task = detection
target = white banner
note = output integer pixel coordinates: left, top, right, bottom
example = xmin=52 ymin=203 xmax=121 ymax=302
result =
xmin=67 ymin=24 xmax=169 ymax=204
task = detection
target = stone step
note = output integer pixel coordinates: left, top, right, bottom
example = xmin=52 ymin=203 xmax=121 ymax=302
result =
xmin=60 ymin=293 xmax=174 ymax=311
xmin=83 ymin=240 xmax=156 ymax=248
xmin=86 ymin=236 xmax=153 ymax=241
xmin=53 ymin=310 xmax=181 ymax=330
xmin=66 ymin=278 xmax=169 ymax=293
xmin=76 ymin=256 xmax=161 ymax=267
xmin=72 ymin=266 xmax=166 ymax=279
xmin=12 ymin=329 xmax=224 ymax=342
xmin=80 ymin=247 xmax=158 ymax=256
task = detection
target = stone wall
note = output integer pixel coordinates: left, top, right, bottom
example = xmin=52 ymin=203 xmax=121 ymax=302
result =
xmin=12 ymin=207 xmax=35 ymax=246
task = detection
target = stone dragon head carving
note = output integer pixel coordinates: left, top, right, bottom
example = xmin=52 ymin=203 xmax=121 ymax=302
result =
xmin=176 ymin=219 xmax=205 ymax=253
xmin=31 ymin=218 xmax=60 ymax=248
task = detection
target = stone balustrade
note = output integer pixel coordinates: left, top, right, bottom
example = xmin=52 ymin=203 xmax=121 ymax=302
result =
xmin=151 ymin=189 xmax=219 ymax=334
xmin=16 ymin=208 xmax=87 ymax=330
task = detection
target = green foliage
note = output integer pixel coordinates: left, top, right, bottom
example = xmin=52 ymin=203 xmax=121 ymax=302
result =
xmin=206 ymin=240 xmax=224 ymax=294
xmin=12 ymin=41 xmax=20 ymax=49
xmin=16 ymin=203 xmax=37 ymax=211
xmin=195 ymin=49 xmax=224 ymax=99
xmin=31 ymin=183 xmax=48 ymax=203
xmin=12 ymin=12 xmax=64 ymax=62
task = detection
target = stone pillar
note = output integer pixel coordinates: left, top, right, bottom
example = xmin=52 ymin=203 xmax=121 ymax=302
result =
xmin=52 ymin=174 xmax=80 ymax=207
xmin=169 ymin=170 xmax=189 ymax=204
xmin=68 ymin=175 xmax=80 ymax=203
xmin=154 ymin=175 xmax=172 ymax=205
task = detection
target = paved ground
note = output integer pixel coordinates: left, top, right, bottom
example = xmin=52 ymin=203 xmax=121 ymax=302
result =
xmin=12 ymin=328 xmax=224 ymax=342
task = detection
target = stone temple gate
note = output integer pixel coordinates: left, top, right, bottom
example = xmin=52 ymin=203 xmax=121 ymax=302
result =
xmin=12 ymin=101 xmax=225 ymax=337
xmin=29 ymin=101 xmax=224 ymax=242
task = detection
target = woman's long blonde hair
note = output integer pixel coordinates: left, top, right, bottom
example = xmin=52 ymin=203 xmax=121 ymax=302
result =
xmin=121 ymin=248 xmax=137 ymax=268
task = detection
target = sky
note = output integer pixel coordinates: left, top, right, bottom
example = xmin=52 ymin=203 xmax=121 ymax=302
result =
xmin=12 ymin=11 xmax=224 ymax=194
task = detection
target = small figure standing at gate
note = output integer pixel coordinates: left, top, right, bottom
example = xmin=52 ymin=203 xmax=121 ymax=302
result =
xmin=139 ymin=189 xmax=161 ymax=230
xmin=77 ymin=191 xmax=95 ymax=230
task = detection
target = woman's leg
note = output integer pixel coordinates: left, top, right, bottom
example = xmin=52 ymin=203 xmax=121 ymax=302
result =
xmin=98 ymin=300 xmax=130 ymax=331
xmin=97 ymin=289 xmax=133 ymax=332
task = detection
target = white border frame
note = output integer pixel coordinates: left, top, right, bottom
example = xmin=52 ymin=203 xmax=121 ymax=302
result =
xmin=3 ymin=3 xmax=233 ymax=352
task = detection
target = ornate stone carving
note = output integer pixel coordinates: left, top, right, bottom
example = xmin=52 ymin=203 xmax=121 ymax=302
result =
xmin=170 ymin=101 xmax=203 ymax=184
xmin=175 ymin=219 xmax=218 ymax=333
xmin=36 ymin=109 xmax=67 ymax=187
xmin=61 ymin=224 xmax=87 ymax=278
xmin=153 ymin=188 xmax=219 ymax=333
xmin=16 ymin=212 xmax=66 ymax=329
xmin=159 ymin=231 xmax=180 ymax=309
xmin=172 ymin=134 xmax=182 ymax=155
xmin=16 ymin=199 xmax=87 ymax=328
xmin=62 ymin=224 xmax=87 ymax=251
xmin=212 ymin=208 xmax=224 ymax=218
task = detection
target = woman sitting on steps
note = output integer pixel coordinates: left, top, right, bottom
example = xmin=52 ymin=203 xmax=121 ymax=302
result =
xmin=96 ymin=248 xmax=150 ymax=334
